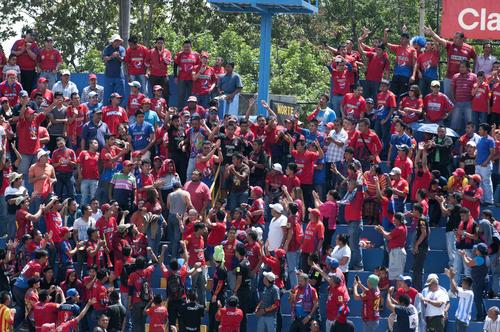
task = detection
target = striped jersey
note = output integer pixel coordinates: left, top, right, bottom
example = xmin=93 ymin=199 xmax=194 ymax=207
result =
xmin=455 ymin=287 xmax=474 ymax=325
xmin=0 ymin=304 xmax=13 ymax=332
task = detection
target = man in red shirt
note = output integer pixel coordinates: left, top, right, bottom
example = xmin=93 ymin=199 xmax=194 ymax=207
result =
xmin=340 ymin=85 xmax=366 ymax=120
xmin=144 ymin=295 xmax=168 ymax=332
xmin=0 ymin=70 xmax=23 ymax=107
xmin=349 ymin=118 xmax=382 ymax=171
xmin=358 ymin=33 xmax=390 ymax=101
xmin=90 ymin=269 xmax=109 ymax=330
xmin=10 ymin=29 xmax=38 ymax=93
xmin=423 ymin=80 xmax=454 ymax=123
xmin=471 ymin=71 xmax=490 ymax=127
xmin=66 ymin=92 xmax=89 ymax=149
xmin=102 ymin=93 xmax=128 ymax=136
xmin=145 ymin=36 xmax=172 ymax=100
xmin=30 ymin=77 xmax=54 ymax=105
xmin=424 ymin=27 xmax=476 ymax=100
xmin=51 ymin=137 xmax=77 ymax=199
xmin=353 ymin=274 xmax=381 ymax=331
xmin=390 ymin=167 xmax=409 ymax=213
xmin=126 ymin=81 xmax=145 ymax=121
xmin=183 ymin=170 xmax=211 ymax=215
xmin=374 ymin=79 xmax=397 ymax=156
xmin=184 ymin=223 xmax=207 ymax=305
xmin=174 ymin=40 xmax=200 ymax=107
xmin=376 ymin=212 xmax=407 ymax=281
xmin=33 ymin=287 xmax=64 ymax=332
xmin=41 ymin=299 xmax=95 ymax=332
xmin=300 ymin=208 xmax=324 ymax=272
xmin=37 ymin=36 xmax=62 ymax=89
xmin=192 ymin=51 xmax=217 ymax=108
xmin=127 ymin=256 xmax=156 ymax=332
xmin=451 ymin=61 xmax=477 ymax=134
xmin=216 ymin=296 xmax=244 ymax=332
xmin=329 ymin=57 xmax=352 ymax=113
xmin=462 ymin=174 xmax=483 ymax=220
xmin=77 ymin=139 xmax=100 ymax=205
xmin=124 ymin=36 xmax=148 ymax=94
xmin=393 ymin=144 xmax=413 ymax=184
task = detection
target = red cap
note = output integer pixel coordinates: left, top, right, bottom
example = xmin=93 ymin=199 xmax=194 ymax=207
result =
xmin=131 ymin=151 xmax=142 ymax=159
xmin=453 ymin=168 xmax=465 ymax=177
xmin=153 ymin=85 xmax=163 ymax=91
xmin=308 ymin=208 xmax=322 ymax=220
xmin=38 ymin=77 xmax=48 ymax=83
xmin=60 ymin=227 xmax=71 ymax=236
xmin=110 ymin=92 xmax=122 ymax=99
xmin=275 ymin=248 xmax=286 ymax=259
xmin=250 ymin=186 xmax=263 ymax=197
xmin=25 ymin=107 xmax=36 ymax=115
xmin=326 ymin=122 xmax=335 ymax=130
xmin=6 ymin=70 xmax=16 ymax=77
xmin=141 ymin=98 xmax=151 ymax=105
xmin=470 ymin=174 xmax=482 ymax=184
xmin=88 ymin=74 xmax=97 ymax=80
xmin=41 ymin=323 xmax=55 ymax=332
xmin=123 ymin=160 xmax=133 ymax=167
xmin=0 ymin=97 xmax=8 ymax=103
xmin=101 ymin=203 xmax=111 ymax=213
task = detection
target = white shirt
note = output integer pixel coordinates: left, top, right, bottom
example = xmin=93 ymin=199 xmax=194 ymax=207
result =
xmin=475 ymin=54 xmax=497 ymax=75
xmin=52 ymin=80 xmax=79 ymax=99
xmin=267 ymin=214 xmax=288 ymax=252
xmin=421 ymin=286 xmax=449 ymax=317
xmin=326 ymin=128 xmax=348 ymax=163
xmin=91 ymin=210 xmax=103 ymax=221
xmin=331 ymin=245 xmax=351 ymax=272
xmin=483 ymin=316 xmax=500 ymax=332
xmin=454 ymin=287 xmax=474 ymax=325
xmin=73 ymin=216 xmax=96 ymax=241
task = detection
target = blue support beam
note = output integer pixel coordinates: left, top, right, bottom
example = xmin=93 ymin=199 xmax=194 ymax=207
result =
xmin=257 ymin=12 xmax=273 ymax=116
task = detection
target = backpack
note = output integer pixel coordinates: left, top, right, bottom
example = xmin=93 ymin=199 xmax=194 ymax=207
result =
xmin=166 ymin=273 xmax=184 ymax=301
xmin=134 ymin=273 xmax=152 ymax=302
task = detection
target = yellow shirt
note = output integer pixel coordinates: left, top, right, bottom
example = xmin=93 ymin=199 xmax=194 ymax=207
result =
xmin=0 ymin=304 xmax=13 ymax=332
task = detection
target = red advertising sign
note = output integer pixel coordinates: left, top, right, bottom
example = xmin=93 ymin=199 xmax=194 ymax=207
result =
xmin=442 ymin=0 xmax=500 ymax=40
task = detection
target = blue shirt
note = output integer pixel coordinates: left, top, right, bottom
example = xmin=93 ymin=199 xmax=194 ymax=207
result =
xmin=219 ymin=72 xmax=243 ymax=94
xmin=85 ymin=102 xmax=103 ymax=117
xmin=311 ymin=107 xmax=336 ymax=132
xmin=144 ymin=110 xmax=160 ymax=128
xmin=313 ymin=157 xmax=326 ymax=184
xmin=475 ymin=135 xmax=495 ymax=165
xmin=102 ymin=44 xmax=125 ymax=78
xmin=81 ymin=120 xmax=110 ymax=149
xmin=129 ymin=121 xmax=154 ymax=150
xmin=389 ymin=133 xmax=412 ymax=161
xmin=299 ymin=128 xmax=325 ymax=148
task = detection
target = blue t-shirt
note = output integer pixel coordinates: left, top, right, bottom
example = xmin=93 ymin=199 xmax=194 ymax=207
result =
xmin=474 ymin=256 xmax=485 ymax=266
xmin=81 ymin=121 xmax=110 ymax=149
xmin=129 ymin=121 xmax=154 ymax=150
xmin=102 ymin=44 xmax=125 ymax=78
xmin=313 ymin=157 xmax=326 ymax=184
xmin=299 ymin=128 xmax=325 ymax=148
xmin=422 ymin=66 xmax=438 ymax=80
xmin=219 ymin=72 xmax=243 ymax=94
xmin=476 ymin=135 xmax=495 ymax=165
xmin=60 ymin=241 xmax=73 ymax=264
xmin=390 ymin=133 xmax=412 ymax=161
xmin=144 ymin=110 xmax=160 ymax=128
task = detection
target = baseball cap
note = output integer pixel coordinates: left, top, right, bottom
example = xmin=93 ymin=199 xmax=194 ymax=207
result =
xmin=153 ymin=85 xmax=163 ymax=91
xmin=380 ymin=78 xmax=390 ymax=85
xmin=131 ymin=151 xmax=142 ymax=159
xmin=142 ymin=98 xmax=151 ymax=105
xmin=326 ymin=122 xmax=335 ymax=130
xmin=191 ymin=113 xmax=201 ymax=120
xmin=123 ymin=160 xmax=133 ymax=167
xmin=128 ymin=81 xmax=141 ymax=89
xmin=263 ymin=271 xmax=276 ymax=282
xmin=109 ymin=34 xmax=123 ymax=43
xmin=88 ymin=91 xmax=98 ymax=98
xmin=365 ymin=98 xmax=374 ymax=104
xmin=187 ymin=96 xmax=198 ymax=103
xmin=88 ymin=74 xmax=97 ymax=80
xmin=37 ymin=150 xmax=49 ymax=160
xmin=38 ymin=77 xmax=48 ymax=83
xmin=275 ymin=249 xmax=286 ymax=259
xmin=6 ymin=70 xmax=16 ymax=77
xmin=94 ymin=108 xmax=103 ymax=114
xmin=60 ymin=227 xmax=71 ymax=237
xmin=0 ymin=97 xmax=8 ymax=104
xmin=326 ymin=256 xmax=339 ymax=269
xmin=431 ymin=80 xmax=440 ymax=87
xmin=400 ymin=32 xmax=410 ymax=38
xmin=101 ymin=203 xmax=111 ymax=213
xmin=19 ymin=90 xmax=29 ymax=98
xmin=250 ymin=186 xmax=263 ymax=197
xmin=425 ymin=273 xmax=439 ymax=284
xmin=272 ymin=163 xmax=283 ymax=173
xmin=44 ymin=36 xmax=53 ymax=42
xmin=110 ymin=92 xmax=122 ymax=99
xmin=474 ymin=243 xmax=488 ymax=255
xmin=389 ymin=167 xmax=402 ymax=176
xmin=269 ymin=203 xmax=284 ymax=214
xmin=396 ymin=144 xmax=410 ymax=152
xmin=470 ymin=174 xmax=482 ymax=184
xmin=60 ymin=69 xmax=70 ymax=76
xmin=453 ymin=168 xmax=465 ymax=177
xmin=117 ymin=224 xmax=130 ymax=233
xmin=66 ymin=288 xmax=79 ymax=298
xmin=308 ymin=208 xmax=322 ymax=219
xmin=25 ymin=107 xmax=36 ymax=115
xmin=466 ymin=141 xmax=476 ymax=147
xmin=41 ymin=323 xmax=56 ymax=332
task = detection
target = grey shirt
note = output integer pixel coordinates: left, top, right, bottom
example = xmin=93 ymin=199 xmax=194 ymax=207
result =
xmin=219 ymin=72 xmax=243 ymax=95
xmin=168 ymin=189 xmax=188 ymax=215
xmin=48 ymin=105 xmax=67 ymax=136
xmin=477 ymin=219 xmax=493 ymax=245
xmin=260 ymin=284 xmax=280 ymax=316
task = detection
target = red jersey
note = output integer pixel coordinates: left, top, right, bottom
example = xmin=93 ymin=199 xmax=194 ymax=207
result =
xmin=127 ymin=92 xmax=145 ymax=117
xmin=41 ymin=318 xmax=78 ymax=332
xmin=326 ymin=284 xmax=349 ymax=321
xmin=423 ymin=92 xmax=454 ymax=122
xmin=223 ymin=239 xmax=239 ymax=271
xmin=452 ymin=72 xmax=477 ymax=102
xmin=389 ymin=45 xmax=417 ymax=72
xmin=51 ymin=147 xmax=76 ymax=173
xmin=342 ymin=93 xmax=366 ymax=120
xmin=417 ymin=50 xmax=440 ymax=76
xmin=213 ymin=65 xmax=225 ymax=77
xmin=192 ymin=66 xmax=217 ymax=96
xmin=66 ymin=104 xmax=89 ymax=139
xmin=91 ymin=280 xmax=108 ymax=311
xmin=78 ymin=150 xmax=99 ymax=180
xmin=44 ymin=211 xmax=63 ymax=243
xmin=124 ymin=44 xmax=149 ymax=75
xmin=11 ymin=39 xmax=38 ymax=70
xmin=331 ymin=68 xmax=351 ymax=95
xmin=472 ymin=81 xmax=490 ymax=112
xmin=492 ymin=83 xmax=500 ymax=114
xmin=130 ymin=233 xmax=148 ymax=258
xmin=395 ymin=287 xmax=419 ymax=304
xmin=245 ymin=241 xmax=261 ymax=271
xmin=30 ymin=89 xmax=54 ymax=104
xmin=19 ymin=260 xmax=44 ymax=282
xmin=462 ymin=185 xmax=483 ymax=220
xmin=145 ymin=305 xmax=168 ymax=332
xmin=445 ymin=42 xmax=476 ymax=79
xmin=261 ymin=254 xmax=284 ymax=288
xmin=249 ymin=198 xmax=265 ymax=225
xmin=399 ymin=96 xmax=423 ymax=123
xmin=207 ymin=222 xmax=226 ymax=247
xmin=145 ymin=48 xmax=172 ymax=77
xmin=185 ymin=234 xmax=206 ymax=267
xmin=216 ymin=307 xmax=243 ymax=332
xmin=365 ymin=52 xmax=389 ymax=82
xmin=174 ymin=51 xmax=201 ymax=81
xmin=349 ymin=130 xmax=383 ymax=163
xmin=411 ymin=170 xmax=431 ymax=201
xmin=388 ymin=225 xmax=407 ymax=249
xmin=95 ymin=216 xmax=117 ymax=247
xmin=301 ymin=221 xmax=325 ymax=254
xmin=16 ymin=209 xmax=33 ymax=241
xmin=394 ymin=156 xmax=413 ymax=181
xmin=291 ymin=150 xmax=319 ymax=185
xmin=0 ymin=81 xmax=22 ymax=107
xmin=100 ymin=145 xmax=122 ymax=170
xmin=151 ymin=97 xmax=167 ymax=119
xmin=344 ymin=190 xmax=363 ymax=221
xmin=128 ymin=265 xmax=155 ymax=304
xmin=283 ymin=175 xmax=301 ymax=193
xmin=376 ymin=90 xmax=397 ymax=108
xmin=361 ymin=288 xmax=381 ymax=321
xmin=85 ymin=240 xmax=103 ymax=268
xmin=102 ymin=105 xmax=128 ymax=136
xmin=33 ymin=302 xmax=59 ymax=332
xmin=38 ymin=49 xmax=62 ymax=71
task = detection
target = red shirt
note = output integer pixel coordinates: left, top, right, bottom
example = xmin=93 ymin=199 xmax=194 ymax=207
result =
xmin=16 ymin=209 xmax=33 ymax=241
xmin=127 ymin=93 xmax=145 ymax=117
xmin=102 ymin=105 xmax=128 ymax=136
xmin=472 ymin=81 xmax=490 ymax=112
xmin=223 ymin=239 xmax=239 ymax=271
xmin=185 ymin=234 xmax=206 ymax=267
xmin=174 ymin=51 xmax=201 ymax=81
xmin=423 ymin=92 xmax=454 ymax=122
xmin=124 ymin=44 xmax=149 ymax=75
xmin=411 ymin=170 xmax=431 ymax=201
xmin=207 ymin=222 xmax=226 ymax=247
xmin=96 ymin=216 xmax=117 ymax=246
xmin=11 ymin=39 xmax=38 ymax=70
xmin=291 ymin=150 xmax=319 ymax=185
xmin=183 ymin=181 xmax=211 ymax=214
xmin=376 ymin=90 xmax=397 ymax=108
xmin=344 ymin=190 xmax=363 ymax=221
xmin=445 ymin=42 xmax=476 ymax=79
xmin=78 ymin=150 xmax=99 ymax=180
xmin=0 ymin=81 xmax=22 ymax=107
xmin=216 ymin=307 xmax=243 ymax=332
xmin=19 ymin=260 xmax=44 ymax=280
xmin=349 ymin=130 xmax=383 ymax=163
xmin=365 ymin=52 xmax=389 ymax=82
xmin=331 ymin=68 xmax=350 ymax=95
xmin=17 ymin=112 xmax=45 ymax=154
xmin=45 ymin=211 xmax=63 ymax=243
xmin=128 ymin=265 xmax=155 ymax=304
xmin=249 ymin=198 xmax=265 ymax=225
xmin=66 ymin=104 xmax=89 ymax=138
xmin=245 ymin=241 xmax=261 ymax=271
xmin=462 ymin=185 xmax=483 ymax=220
xmin=33 ymin=302 xmax=59 ymax=332
xmin=100 ymin=145 xmax=122 ymax=169
xmin=399 ymin=96 xmax=423 ymax=123
xmin=492 ymin=83 xmax=500 ymax=114
xmin=145 ymin=305 xmax=168 ymax=332
xmin=92 ymin=280 xmax=108 ymax=311
xmin=151 ymin=97 xmax=167 ymax=118
xmin=145 ymin=48 xmax=172 ymax=77
xmin=261 ymin=254 xmax=284 ymax=288
xmin=51 ymin=147 xmax=76 ymax=173
xmin=41 ymin=318 xmax=78 ymax=332
xmin=394 ymin=156 xmax=413 ymax=181
xmin=30 ymin=88 xmax=54 ymax=104
xmin=452 ymin=72 xmax=477 ymax=102
xmin=361 ymin=288 xmax=381 ymax=321
xmin=417 ymin=51 xmax=440 ymax=76
xmin=388 ymin=225 xmax=407 ymax=249
xmin=192 ymin=66 xmax=217 ymax=96
xmin=282 ymin=175 xmax=301 ymax=193
xmin=326 ymin=284 xmax=349 ymax=321
xmin=342 ymin=93 xmax=366 ymax=120
xmin=85 ymin=240 xmax=103 ymax=268
xmin=389 ymin=44 xmax=416 ymax=71
xmin=38 ymin=49 xmax=62 ymax=71
xmin=301 ymin=221 xmax=324 ymax=254
xmin=395 ymin=287 xmax=419 ymax=304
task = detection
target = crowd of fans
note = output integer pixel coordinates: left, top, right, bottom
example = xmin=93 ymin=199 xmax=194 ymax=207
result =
xmin=0 ymin=24 xmax=498 ymax=332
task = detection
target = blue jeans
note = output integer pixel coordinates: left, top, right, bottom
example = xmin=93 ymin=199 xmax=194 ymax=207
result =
xmin=80 ymin=179 xmax=98 ymax=205
xmin=129 ymin=74 xmax=147 ymax=94
xmin=476 ymin=164 xmax=494 ymax=204
xmin=453 ymin=248 xmax=472 ymax=283
xmin=0 ymin=196 xmax=6 ymax=235
xmin=54 ymin=171 xmax=75 ymax=199
xmin=491 ymin=252 xmax=500 ymax=296
xmin=287 ymin=251 xmax=299 ymax=288
xmin=472 ymin=111 xmax=488 ymax=128
xmin=373 ymin=118 xmax=391 ymax=159
xmin=363 ymin=80 xmax=380 ymax=102
xmin=362 ymin=320 xmax=379 ymax=332
xmin=167 ymin=213 xmax=181 ymax=258
xmin=257 ymin=315 xmax=276 ymax=332
xmin=347 ymin=221 xmax=363 ymax=269
xmin=39 ymin=71 xmax=58 ymax=90
xmin=472 ymin=276 xmax=487 ymax=320
xmin=227 ymin=191 xmax=249 ymax=213
xmin=177 ymin=79 xmax=193 ymax=108
xmin=19 ymin=153 xmax=38 ymax=194
xmin=195 ymin=94 xmax=211 ymax=109
xmin=446 ymin=231 xmax=456 ymax=268
xmin=450 ymin=101 xmax=472 ymax=135
xmin=443 ymin=78 xmax=453 ymax=100
xmin=186 ymin=157 xmax=196 ymax=181
xmin=103 ymin=76 xmax=125 ymax=106
xmin=121 ymin=292 xmax=132 ymax=332
xmin=330 ymin=94 xmax=344 ymax=118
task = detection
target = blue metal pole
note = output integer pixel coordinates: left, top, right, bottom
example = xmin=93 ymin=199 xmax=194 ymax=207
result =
xmin=257 ymin=12 xmax=273 ymax=116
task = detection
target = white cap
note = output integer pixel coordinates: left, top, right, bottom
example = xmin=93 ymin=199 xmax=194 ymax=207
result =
xmin=60 ymin=69 xmax=70 ymax=76
xmin=110 ymin=34 xmax=123 ymax=43
xmin=37 ymin=149 xmax=49 ymax=160
xmin=88 ymin=91 xmax=98 ymax=98
xmin=272 ymin=163 xmax=283 ymax=173
xmin=263 ymin=271 xmax=276 ymax=282
xmin=389 ymin=167 xmax=402 ymax=176
xmin=269 ymin=203 xmax=284 ymax=214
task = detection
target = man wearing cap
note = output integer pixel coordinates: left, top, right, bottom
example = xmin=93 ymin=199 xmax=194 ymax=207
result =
xmin=462 ymin=174 xmax=483 ymax=220
xmin=45 ymin=91 xmax=68 ymax=151
xmin=11 ymin=29 xmax=39 ymax=93
xmin=77 ymin=139 xmax=100 ymax=205
xmin=123 ymin=36 xmax=148 ymax=94
xmin=461 ymin=243 xmax=490 ymax=321
xmin=327 ymin=55 xmax=352 ymax=115
xmin=192 ymin=51 xmax=217 ymax=108
xmin=0 ymin=70 xmax=23 ymax=107
xmin=174 ymin=40 xmax=200 ymax=107
xmin=102 ymin=34 xmax=126 ymax=106
xmin=102 ymin=93 xmax=128 ymax=136
xmin=145 ymin=36 xmax=171 ymax=100
xmin=4 ymin=171 xmax=27 ymax=239
xmin=183 ymin=95 xmax=207 ymax=119
xmin=28 ymin=149 xmax=56 ymax=202
xmin=459 ymin=140 xmax=477 ymax=176
xmin=353 ymin=274 xmax=381 ymax=331
xmin=30 ymin=77 xmax=53 ymax=105
xmin=140 ymin=98 xmax=160 ymax=129
xmin=126 ymin=81 xmax=145 ymax=123
xmin=389 ymin=167 xmax=408 ymax=213
xmin=81 ymin=74 xmax=104 ymax=104
xmin=255 ymin=271 xmax=280 ymax=332
xmin=423 ymin=80 xmax=454 ymax=123
xmin=81 ymin=109 xmax=111 ymax=151
xmin=37 ymin=37 xmax=62 ymax=89
xmin=51 ymin=70 xmax=78 ymax=99
xmin=150 ymin=85 xmax=167 ymax=118
xmin=420 ymin=274 xmax=449 ymax=331
xmin=394 ymin=144 xmax=413 ymax=183
xmin=289 ymin=272 xmax=319 ymax=332
xmin=267 ymin=203 xmax=288 ymax=253
xmin=383 ymin=29 xmax=418 ymax=98
xmin=110 ymin=160 xmax=136 ymax=210
xmin=376 ymin=212 xmax=407 ymax=282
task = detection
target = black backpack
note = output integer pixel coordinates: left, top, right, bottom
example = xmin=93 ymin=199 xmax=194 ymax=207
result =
xmin=166 ymin=273 xmax=184 ymax=300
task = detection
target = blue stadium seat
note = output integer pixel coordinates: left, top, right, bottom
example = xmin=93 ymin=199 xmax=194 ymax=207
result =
xmin=336 ymin=225 xmax=384 ymax=248
xmin=429 ymin=227 xmax=447 ymax=250
xmin=362 ymin=248 xmax=385 ymax=271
